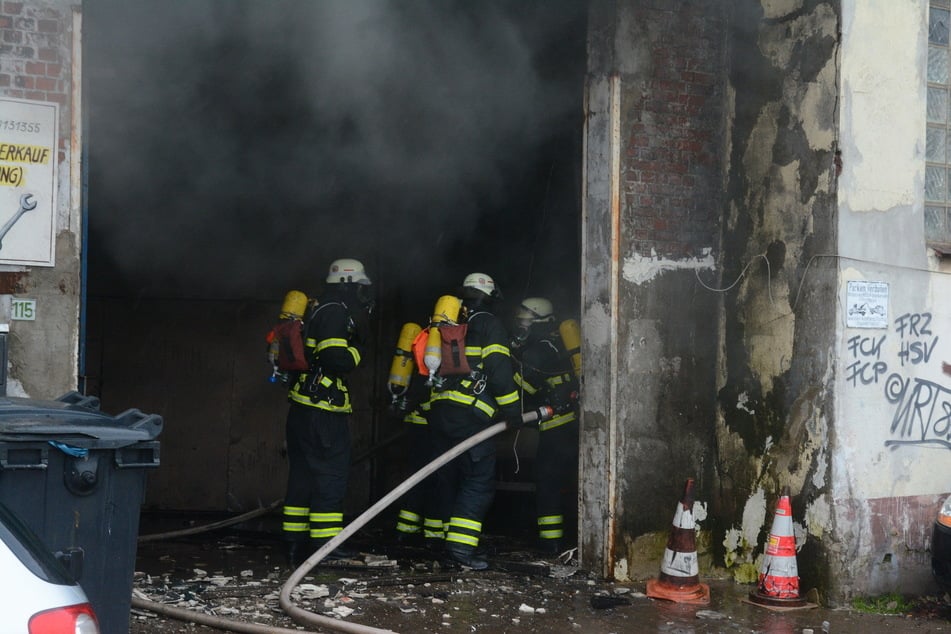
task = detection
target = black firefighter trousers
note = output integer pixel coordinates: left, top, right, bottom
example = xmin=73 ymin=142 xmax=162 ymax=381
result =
xmin=282 ymin=402 xmax=351 ymax=546
xmin=428 ymin=401 xmax=496 ymax=548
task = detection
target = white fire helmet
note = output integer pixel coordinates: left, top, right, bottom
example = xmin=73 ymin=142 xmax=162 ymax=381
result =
xmin=326 ymin=258 xmax=372 ymax=285
xmin=516 ymin=297 xmax=555 ymax=326
xmin=462 ymin=272 xmax=497 ymax=298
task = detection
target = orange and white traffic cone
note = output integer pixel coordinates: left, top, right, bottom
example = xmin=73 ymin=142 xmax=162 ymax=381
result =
xmin=748 ymin=487 xmax=808 ymax=609
xmin=646 ymin=478 xmax=710 ymax=604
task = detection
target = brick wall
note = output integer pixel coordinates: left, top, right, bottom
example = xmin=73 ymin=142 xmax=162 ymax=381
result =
xmin=623 ymin=2 xmax=723 ymax=259
xmin=0 ymin=1 xmax=71 ymax=162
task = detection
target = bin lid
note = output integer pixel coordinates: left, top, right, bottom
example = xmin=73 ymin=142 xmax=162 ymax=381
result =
xmin=0 ymin=392 xmax=162 ymax=449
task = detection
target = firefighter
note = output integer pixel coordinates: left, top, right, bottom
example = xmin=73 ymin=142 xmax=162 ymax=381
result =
xmin=428 ymin=272 xmax=522 ymax=569
xmin=392 ymin=378 xmax=445 ymax=551
xmin=511 ymin=297 xmax=579 ymax=556
xmin=281 ymin=258 xmax=373 ymax=567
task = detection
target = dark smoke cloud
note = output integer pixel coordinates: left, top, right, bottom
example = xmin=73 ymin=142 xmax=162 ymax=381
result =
xmin=85 ymin=0 xmax=585 ymax=311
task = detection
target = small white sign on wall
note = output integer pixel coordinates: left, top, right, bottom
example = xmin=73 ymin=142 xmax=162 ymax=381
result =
xmin=846 ymin=280 xmax=888 ymax=329
xmin=11 ymin=298 xmax=35 ymax=321
xmin=0 ymin=97 xmax=58 ymax=267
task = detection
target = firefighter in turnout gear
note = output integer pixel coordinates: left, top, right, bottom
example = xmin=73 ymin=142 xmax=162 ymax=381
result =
xmin=512 ymin=297 xmax=580 ymax=557
xmin=428 ymin=273 xmax=522 ymax=570
xmin=282 ymin=258 xmax=373 ymax=567
xmin=391 ymin=380 xmax=446 ymax=550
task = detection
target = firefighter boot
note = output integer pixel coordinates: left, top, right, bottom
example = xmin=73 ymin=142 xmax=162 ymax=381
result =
xmin=312 ymin=537 xmax=358 ymax=562
xmin=285 ymin=540 xmax=309 ymax=569
xmin=444 ymin=542 xmax=489 ymax=570
xmin=536 ymin=537 xmax=563 ymax=558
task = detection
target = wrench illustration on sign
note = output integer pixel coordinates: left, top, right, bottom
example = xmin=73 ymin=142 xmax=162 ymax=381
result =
xmin=0 ymin=193 xmax=37 ymax=251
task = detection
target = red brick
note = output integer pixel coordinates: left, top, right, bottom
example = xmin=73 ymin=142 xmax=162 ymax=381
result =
xmin=37 ymin=47 xmax=57 ymax=62
xmin=45 ymin=62 xmax=60 ymax=76
xmin=24 ymin=89 xmax=42 ymax=100
xmin=47 ymin=91 xmax=66 ymax=105
xmin=13 ymin=75 xmax=32 ymax=89
xmin=0 ymin=16 xmax=9 ymax=28
xmin=3 ymin=3 xmax=23 ymax=16
xmin=24 ymin=60 xmax=43 ymax=74
xmin=34 ymin=76 xmax=54 ymax=91
xmin=0 ymin=74 xmax=8 ymax=86
xmin=36 ymin=18 xmax=58 ymax=33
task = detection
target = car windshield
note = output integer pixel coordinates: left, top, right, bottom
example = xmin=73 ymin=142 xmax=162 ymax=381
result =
xmin=0 ymin=501 xmax=74 ymax=585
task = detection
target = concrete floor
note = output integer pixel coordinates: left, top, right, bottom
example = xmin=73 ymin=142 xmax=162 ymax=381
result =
xmin=127 ymin=518 xmax=951 ymax=634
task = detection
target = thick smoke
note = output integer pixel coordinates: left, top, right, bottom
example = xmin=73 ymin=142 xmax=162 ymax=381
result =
xmin=84 ymin=0 xmax=585 ymax=310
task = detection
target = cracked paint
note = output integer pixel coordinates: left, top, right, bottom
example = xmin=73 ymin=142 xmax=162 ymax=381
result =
xmin=722 ymin=488 xmax=768 ymax=571
xmin=805 ymin=495 xmax=832 ymax=538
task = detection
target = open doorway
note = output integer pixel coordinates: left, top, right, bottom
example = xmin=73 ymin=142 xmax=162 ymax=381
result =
xmin=81 ymin=0 xmax=587 ymax=546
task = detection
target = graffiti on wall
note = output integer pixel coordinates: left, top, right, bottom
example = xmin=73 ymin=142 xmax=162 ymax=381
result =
xmin=846 ymin=312 xmax=949 ymax=449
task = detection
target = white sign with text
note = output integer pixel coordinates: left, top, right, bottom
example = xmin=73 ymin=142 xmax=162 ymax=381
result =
xmin=0 ymin=97 xmax=58 ymax=266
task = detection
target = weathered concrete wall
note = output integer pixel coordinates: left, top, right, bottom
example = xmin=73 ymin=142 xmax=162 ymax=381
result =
xmin=0 ymin=0 xmax=81 ymax=398
xmin=582 ymin=0 xmax=724 ymax=579
xmin=715 ymin=0 xmax=841 ymax=597
xmin=829 ymin=0 xmax=951 ymax=601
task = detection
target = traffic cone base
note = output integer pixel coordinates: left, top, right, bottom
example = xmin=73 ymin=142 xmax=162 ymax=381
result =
xmin=741 ymin=593 xmax=817 ymax=612
xmin=646 ymin=478 xmax=710 ymax=605
xmin=646 ymin=577 xmax=710 ymax=604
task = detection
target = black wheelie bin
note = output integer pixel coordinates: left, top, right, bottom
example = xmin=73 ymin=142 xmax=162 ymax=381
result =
xmin=0 ymin=391 xmax=161 ymax=634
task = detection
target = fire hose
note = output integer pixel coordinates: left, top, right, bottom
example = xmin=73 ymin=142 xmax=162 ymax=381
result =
xmin=278 ymin=405 xmax=555 ymax=633
xmin=130 ymin=406 xmax=554 ymax=633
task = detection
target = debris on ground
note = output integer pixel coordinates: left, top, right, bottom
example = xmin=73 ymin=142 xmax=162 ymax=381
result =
xmin=129 ymin=528 xmax=951 ymax=633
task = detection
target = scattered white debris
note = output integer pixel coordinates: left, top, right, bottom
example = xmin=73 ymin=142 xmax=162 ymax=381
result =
xmin=518 ymin=604 xmax=535 ymax=614
xmin=696 ymin=610 xmax=725 ymax=620
xmin=240 ymin=569 xmax=253 ymax=577
xmin=192 ymin=568 xmax=207 ymax=578
xmin=332 ymin=605 xmax=354 ymax=618
xmin=297 ymin=584 xmax=330 ymax=599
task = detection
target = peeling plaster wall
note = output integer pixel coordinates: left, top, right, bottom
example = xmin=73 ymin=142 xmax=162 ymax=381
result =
xmin=716 ymin=0 xmax=840 ymax=599
xmin=584 ymin=0 xmax=945 ymax=602
xmin=582 ymin=0 xmax=724 ymax=578
xmin=0 ymin=1 xmax=81 ymax=398
xmin=830 ymin=0 xmax=951 ymax=601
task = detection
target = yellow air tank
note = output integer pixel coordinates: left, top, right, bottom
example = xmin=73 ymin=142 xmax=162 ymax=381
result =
xmin=279 ymin=290 xmax=309 ymax=320
xmin=388 ymin=322 xmax=422 ymax=394
xmin=424 ymin=295 xmax=462 ymax=377
xmin=560 ymin=318 xmax=582 ymax=379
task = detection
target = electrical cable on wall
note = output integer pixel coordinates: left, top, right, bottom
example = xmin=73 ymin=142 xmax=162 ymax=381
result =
xmin=694 ymin=251 xmax=951 ymax=320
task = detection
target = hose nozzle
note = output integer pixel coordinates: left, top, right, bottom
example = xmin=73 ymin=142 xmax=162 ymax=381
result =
xmin=521 ymin=405 xmax=554 ymax=426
